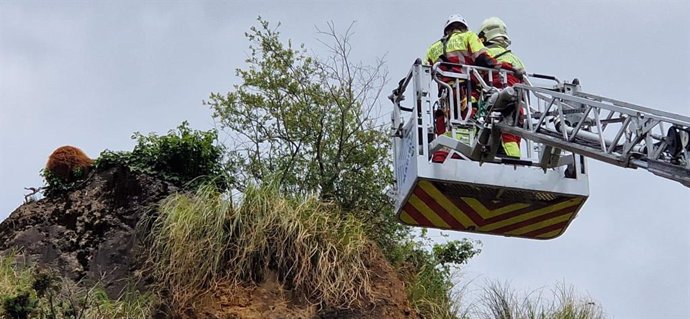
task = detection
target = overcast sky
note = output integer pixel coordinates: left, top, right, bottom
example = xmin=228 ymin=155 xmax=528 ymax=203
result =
xmin=1 ymin=1 xmax=689 ymax=318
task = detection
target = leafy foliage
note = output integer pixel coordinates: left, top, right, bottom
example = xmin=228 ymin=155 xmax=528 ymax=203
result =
xmin=95 ymin=121 xmax=229 ymax=190
xmin=206 ymin=18 xmax=400 ymax=245
xmin=3 ymin=292 xmax=37 ymax=319
xmin=389 ymin=233 xmax=481 ymax=318
xmin=433 ymin=239 xmax=481 ymax=267
xmin=40 ymin=168 xmax=87 ymax=197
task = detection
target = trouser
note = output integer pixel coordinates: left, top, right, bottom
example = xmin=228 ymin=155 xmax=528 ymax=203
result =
xmin=501 ymin=133 xmax=521 ymax=158
xmin=499 ymin=107 xmax=525 ymax=158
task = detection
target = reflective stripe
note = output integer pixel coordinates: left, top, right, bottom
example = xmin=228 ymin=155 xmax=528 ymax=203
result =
xmin=444 ymin=51 xmax=466 ymax=64
xmin=502 ymin=141 xmax=521 ymax=157
xmin=398 ymin=181 xmax=587 ymax=239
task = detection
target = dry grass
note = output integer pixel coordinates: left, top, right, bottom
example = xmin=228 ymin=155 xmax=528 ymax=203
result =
xmin=143 ymin=184 xmax=230 ymax=306
xmin=547 ymin=284 xmax=605 ymax=319
xmin=473 ymin=281 xmax=606 ymax=319
xmin=146 ymin=183 xmax=374 ymax=311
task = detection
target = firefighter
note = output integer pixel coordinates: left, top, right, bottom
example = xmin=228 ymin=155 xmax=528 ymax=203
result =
xmin=426 ymin=14 xmax=519 ymax=162
xmin=426 ymin=14 xmax=512 ymax=72
xmin=479 ymin=17 xmax=525 ymax=158
xmin=426 ymin=14 xmax=510 ymax=124
xmin=479 ymin=17 xmax=525 ymax=86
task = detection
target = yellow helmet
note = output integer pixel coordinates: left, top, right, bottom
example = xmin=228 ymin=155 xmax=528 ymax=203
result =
xmin=479 ymin=17 xmax=509 ymax=43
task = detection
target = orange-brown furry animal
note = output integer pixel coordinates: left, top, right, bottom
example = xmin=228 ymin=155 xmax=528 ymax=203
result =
xmin=45 ymin=146 xmax=94 ymax=183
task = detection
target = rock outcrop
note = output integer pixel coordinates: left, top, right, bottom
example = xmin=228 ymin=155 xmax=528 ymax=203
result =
xmin=0 ymin=165 xmax=176 ymax=297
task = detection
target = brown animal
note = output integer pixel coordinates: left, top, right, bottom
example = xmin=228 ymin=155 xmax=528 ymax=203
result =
xmin=45 ymin=146 xmax=94 ymax=183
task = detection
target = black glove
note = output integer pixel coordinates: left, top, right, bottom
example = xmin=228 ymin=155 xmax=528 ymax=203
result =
xmin=514 ymin=68 xmax=526 ymax=80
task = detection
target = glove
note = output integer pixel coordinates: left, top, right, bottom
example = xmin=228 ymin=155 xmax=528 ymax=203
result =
xmin=514 ymin=68 xmax=526 ymax=80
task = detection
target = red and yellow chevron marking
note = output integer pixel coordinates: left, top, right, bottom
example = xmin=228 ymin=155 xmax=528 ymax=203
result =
xmin=398 ymin=180 xmax=586 ymax=239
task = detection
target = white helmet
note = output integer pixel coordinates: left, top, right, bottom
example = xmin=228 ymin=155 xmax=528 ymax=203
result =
xmin=444 ymin=14 xmax=468 ymax=33
xmin=479 ymin=17 xmax=510 ymax=43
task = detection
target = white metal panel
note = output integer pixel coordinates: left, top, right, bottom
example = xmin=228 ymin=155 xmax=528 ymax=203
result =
xmin=394 ymin=119 xmax=419 ymax=211
xmin=417 ymin=158 xmax=589 ymax=197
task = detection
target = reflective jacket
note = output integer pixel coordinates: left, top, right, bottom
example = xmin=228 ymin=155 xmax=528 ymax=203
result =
xmin=426 ymin=31 xmax=515 ymax=84
xmin=487 ymin=46 xmax=524 ymax=69
xmin=486 ymin=44 xmax=525 ymax=87
xmin=426 ymin=31 xmax=488 ymax=66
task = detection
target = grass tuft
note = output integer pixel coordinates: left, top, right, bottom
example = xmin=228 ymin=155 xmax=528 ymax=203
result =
xmin=473 ymin=280 xmax=606 ymax=319
xmin=144 ymin=184 xmax=230 ymax=306
xmin=0 ymin=252 xmax=34 ymax=300
xmin=83 ymin=287 xmax=156 ymax=319
xmin=146 ymin=182 xmax=374 ymax=311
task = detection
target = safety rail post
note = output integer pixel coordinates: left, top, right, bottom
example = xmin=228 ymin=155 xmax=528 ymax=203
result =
xmin=413 ymin=61 xmax=432 ymax=158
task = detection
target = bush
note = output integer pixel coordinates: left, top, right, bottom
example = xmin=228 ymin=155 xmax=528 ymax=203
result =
xmin=40 ymin=168 xmax=88 ymax=197
xmin=96 ymin=121 xmax=229 ymax=190
xmin=3 ymin=292 xmax=37 ymax=319
xmin=0 ymin=253 xmax=155 ymax=319
xmin=386 ymin=232 xmax=481 ymax=319
xmin=145 ymin=182 xmax=374 ymax=312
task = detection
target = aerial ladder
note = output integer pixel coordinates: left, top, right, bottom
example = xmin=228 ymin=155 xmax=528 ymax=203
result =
xmin=389 ymin=59 xmax=690 ymax=240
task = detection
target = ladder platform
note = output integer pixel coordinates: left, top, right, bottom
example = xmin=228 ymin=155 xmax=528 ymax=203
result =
xmin=390 ymin=62 xmax=594 ymax=240
xmin=394 ymin=154 xmax=589 ymax=240
xmin=398 ymin=177 xmax=588 ymax=240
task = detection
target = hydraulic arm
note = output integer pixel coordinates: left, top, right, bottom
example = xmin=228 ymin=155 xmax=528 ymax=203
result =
xmin=504 ymin=78 xmax=690 ymax=188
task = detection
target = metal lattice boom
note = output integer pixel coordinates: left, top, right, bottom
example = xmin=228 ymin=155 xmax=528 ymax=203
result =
xmin=506 ymin=82 xmax=690 ymax=187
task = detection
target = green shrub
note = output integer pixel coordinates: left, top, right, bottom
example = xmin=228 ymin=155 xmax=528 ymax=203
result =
xmin=0 ymin=253 xmax=154 ymax=319
xmin=40 ymin=168 xmax=87 ymax=197
xmin=2 ymin=292 xmax=37 ymax=319
xmin=386 ymin=232 xmax=481 ymax=319
xmin=96 ymin=121 xmax=230 ymax=190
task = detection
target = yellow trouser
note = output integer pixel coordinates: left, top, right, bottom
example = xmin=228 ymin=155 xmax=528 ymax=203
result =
xmin=501 ymin=141 xmax=521 ymax=158
xmin=445 ymin=128 xmax=473 ymax=145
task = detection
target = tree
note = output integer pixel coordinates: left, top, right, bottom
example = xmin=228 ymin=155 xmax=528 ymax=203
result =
xmin=207 ymin=17 xmax=482 ymax=318
xmin=206 ymin=18 xmax=401 ymax=244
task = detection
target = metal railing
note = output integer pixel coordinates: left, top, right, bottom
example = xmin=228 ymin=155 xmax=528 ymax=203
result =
xmin=390 ymin=59 xmax=690 ymax=187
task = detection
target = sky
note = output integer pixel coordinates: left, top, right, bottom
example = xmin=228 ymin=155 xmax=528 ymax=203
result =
xmin=1 ymin=1 xmax=689 ymax=318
